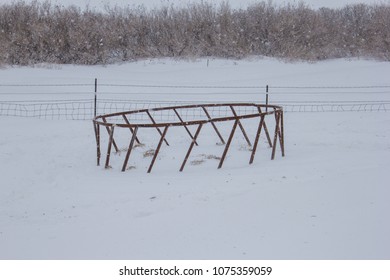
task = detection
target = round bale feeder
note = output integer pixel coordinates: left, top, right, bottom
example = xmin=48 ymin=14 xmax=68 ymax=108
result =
xmin=92 ymin=103 xmax=284 ymax=173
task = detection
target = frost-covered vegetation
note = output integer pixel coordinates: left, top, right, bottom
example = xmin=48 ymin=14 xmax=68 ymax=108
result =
xmin=0 ymin=0 xmax=389 ymax=65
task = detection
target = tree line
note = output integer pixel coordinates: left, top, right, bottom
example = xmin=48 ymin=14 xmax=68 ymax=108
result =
xmin=0 ymin=1 xmax=389 ymax=65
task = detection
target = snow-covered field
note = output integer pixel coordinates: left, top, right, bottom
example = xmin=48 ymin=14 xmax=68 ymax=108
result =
xmin=0 ymin=57 xmax=390 ymax=260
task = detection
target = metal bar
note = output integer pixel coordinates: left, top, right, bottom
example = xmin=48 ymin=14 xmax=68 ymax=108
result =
xmin=122 ymin=114 xmax=141 ymax=144
xmin=202 ymin=106 xmax=225 ymax=144
xmin=257 ymin=106 xmax=272 ymax=147
xmin=97 ymin=123 xmax=101 ymax=166
xmin=95 ymin=103 xmax=282 ymax=119
xmin=147 ymin=126 xmax=169 ymax=173
xmin=173 ymin=108 xmax=198 ymax=146
xmin=230 ymin=105 xmax=251 ymax=146
xmin=146 ymin=110 xmax=169 ymax=146
xmin=271 ymin=112 xmax=281 ymax=160
xmin=121 ymin=126 xmax=139 ymax=172
xmin=102 ymin=117 xmax=119 ymax=152
xmin=280 ymin=111 xmax=285 ymax=157
xmin=180 ymin=124 xmax=203 ymax=172
xmin=273 ymin=108 xmax=283 ymax=152
xmin=93 ymin=121 xmax=101 ymax=166
xmin=94 ymin=78 xmax=97 ymax=118
xmin=266 ymin=85 xmax=269 ymax=114
xmin=95 ymin=104 xmax=282 ymax=128
xmin=218 ymin=120 xmax=238 ymax=169
xmin=105 ymin=125 xmax=115 ymax=168
xmin=249 ymin=115 xmax=265 ymax=164
xmin=96 ymin=110 xmax=274 ymax=129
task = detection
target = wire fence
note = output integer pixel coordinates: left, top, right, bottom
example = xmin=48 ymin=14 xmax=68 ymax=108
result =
xmin=0 ymin=99 xmax=94 ymax=120
xmin=0 ymin=82 xmax=389 ymax=120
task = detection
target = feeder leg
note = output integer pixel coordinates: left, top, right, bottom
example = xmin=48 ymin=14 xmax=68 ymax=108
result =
xmin=249 ymin=115 xmax=265 ymax=164
xmin=105 ymin=125 xmax=115 ymax=168
xmin=271 ymin=112 xmax=281 ymax=160
xmin=180 ymin=124 xmax=203 ymax=172
xmin=121 ymin=127 xmax=139 ymax=172
xmin=218 ymin=120 xmax=238 ymax=169
xmin=147 ymin=126 xmax=169 ymax=173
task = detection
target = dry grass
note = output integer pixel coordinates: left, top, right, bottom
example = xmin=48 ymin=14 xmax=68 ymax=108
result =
xmin=190 ymin=159 xmax=205 ymax=166
xmin=202 ymin=154 xmax=222 ymax=160
xmin=143 ymin=149 xmax=155 ymax=158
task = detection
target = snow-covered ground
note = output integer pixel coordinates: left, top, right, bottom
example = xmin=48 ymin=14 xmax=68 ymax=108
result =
xmin=0 ymin=57 xmax=389 ymax=259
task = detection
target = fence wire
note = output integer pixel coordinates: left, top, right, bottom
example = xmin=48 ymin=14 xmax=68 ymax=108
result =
xmin=1 ymin=99 xmax=388 ymax=120
xmin=0 ymin=100 xmax=94 ymax=120
xmin=279 ymin=101 xmax=390 ymax=113
xmin=0 ymin=82 xmax=389 ymax=120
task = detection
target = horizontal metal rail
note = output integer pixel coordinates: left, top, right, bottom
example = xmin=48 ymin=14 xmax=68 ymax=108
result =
xmin=94 ymin=103 xmax=282 ymax=127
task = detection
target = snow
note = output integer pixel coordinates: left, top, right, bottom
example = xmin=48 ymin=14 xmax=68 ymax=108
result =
xmin=1 ymin=58 xmax=390 ymax=101
xmin=0 ymin=58 xmax=389 ymax=259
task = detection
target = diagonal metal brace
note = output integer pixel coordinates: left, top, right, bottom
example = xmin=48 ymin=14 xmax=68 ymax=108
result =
xmin=180 ymin=124 xmax=203 ymax=172
xmin=218 ymin=120 xmax=239 ymax=169
xmin=105 ymin=125 xmax=115 ymax=169
xmin=257 ymin=107 xmax=273 ymax=148
xmin=93 ymin=121 xmax=101 ymax=166
xmin=230 ymin=105 xmax=252 ymax=146
xmin=202 ymin=106 xmax=225 ymax=144
xmin=122 ymin=114 xmax=141 ymax=145
xmin=121 ymin=126 xmax=139 ymax=172
xmin=102 ymin=117 xmax=119 ymax=152
xmin=249 ymin=115 xmax=265 ymax=164
xmin=146 ymin=110 xmax=169 ymax=146
xmin=271 ymin=112 xmax=281 ymax=160
xmin=173 ymin=108 xmax=198 ymax=146
xmin=147 ymin=126 xmax=169 ymax=173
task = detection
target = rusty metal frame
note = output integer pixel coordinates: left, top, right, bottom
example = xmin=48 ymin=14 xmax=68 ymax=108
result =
xmin=173 ymin=108 xmax=198 ymax=146
xmin=93 ymin=121 xmax=101 ymax=166
xmin=146 ymin=110 xmax=169 ymax=146
xmin=202 ymin=106 xmax=225 ymax=144
xmin=104 ymin=125 xmax=115 ymax=168
xmin=147 ymin=125 xmax=169 ymax=173
xmin=122 ymin=114 xmax=141 ymax=145
xmin=249 ymin=115 xmax=265 ymax=164
xmin=257 ymin=106 xmax=273 ymax=147
xmin=93 ymin=103 xmax=284 ymax=173
xmin=230 ymin=105 xmax=252 ymax=147
xmin=121 ymin=126 xmax=138 ymax=172
xmin=102 ymin=117 xmax=119 ymax=153
xmin=218 ymin=119 xmax=239 ymax=169
xmin=180 ymin=123 xmax=203 ymax=172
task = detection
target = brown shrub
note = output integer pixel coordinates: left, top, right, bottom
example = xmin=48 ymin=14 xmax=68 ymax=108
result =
xmin=0 ymin=1 xmax=389 ymax=65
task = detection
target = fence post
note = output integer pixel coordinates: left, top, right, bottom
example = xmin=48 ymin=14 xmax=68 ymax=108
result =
xmin=266 ymin=85 xmax=269 ymax=112
xmin=94 ymin=78 xmax=97 ymax=118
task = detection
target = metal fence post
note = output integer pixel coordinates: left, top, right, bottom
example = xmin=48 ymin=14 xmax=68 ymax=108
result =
xmin=266 ymin=84 xmax=269 ymax=112
xmin=94 ymin=78 xmax=97 ymax=118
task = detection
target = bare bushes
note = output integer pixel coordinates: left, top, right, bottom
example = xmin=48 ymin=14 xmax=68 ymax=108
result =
xmin=0 ymin=1 xmax=389 ymax=65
